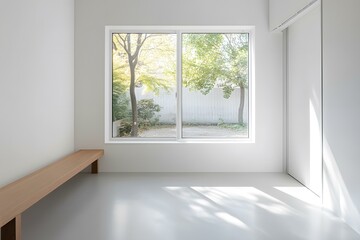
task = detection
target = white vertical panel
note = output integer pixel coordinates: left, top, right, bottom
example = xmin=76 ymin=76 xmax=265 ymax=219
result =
xmin=323 ymin=0 xmax=360 ymax=234
xmin=287 ymin=6 xmax=321 ymax=195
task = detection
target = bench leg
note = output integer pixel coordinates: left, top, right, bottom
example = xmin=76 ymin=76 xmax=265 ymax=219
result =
xmin=91 ymin=160 xmax=98 ymax=174
xmin=1 ymin=215 xmax=21 ymax=240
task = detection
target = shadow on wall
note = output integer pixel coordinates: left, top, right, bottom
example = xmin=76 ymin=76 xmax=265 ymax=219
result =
xmin=323 ymin=138 xmax=360 ymax=234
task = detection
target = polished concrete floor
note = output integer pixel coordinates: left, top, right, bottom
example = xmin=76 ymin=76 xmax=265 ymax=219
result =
xmin=22 ymin=173 xmax=360 ymax=240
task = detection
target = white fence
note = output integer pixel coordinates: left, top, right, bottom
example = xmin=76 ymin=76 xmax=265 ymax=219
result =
xmin=135 ymin=86 xmax=248 ymax=124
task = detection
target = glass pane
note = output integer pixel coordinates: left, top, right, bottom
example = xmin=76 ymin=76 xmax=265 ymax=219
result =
xmin=112 ymin=33 xmax=176 ymax=138
xmin=182 ymin=33 xmax=249 ymax=138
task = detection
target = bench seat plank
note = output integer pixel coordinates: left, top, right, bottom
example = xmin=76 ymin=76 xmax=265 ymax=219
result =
xmin=0 ymin=149 xmax=104 ymax=228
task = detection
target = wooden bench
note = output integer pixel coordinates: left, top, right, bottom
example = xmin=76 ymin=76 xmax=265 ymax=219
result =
xmin=0 ymin=149 xmax=104 ymax=240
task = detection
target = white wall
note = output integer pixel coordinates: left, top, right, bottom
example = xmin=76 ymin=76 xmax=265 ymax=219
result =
xmin=322 ymin=0 xmax=360 ymax=234
xmin=287 ymin=7 xmax=322 ymax=195
xmin=269 ymin=0 xmax=318 ymax=31
xmin=0 ymin=0 xmax=74 ymax=187
xmin=75 ymin=0 xmax=283 ymax=172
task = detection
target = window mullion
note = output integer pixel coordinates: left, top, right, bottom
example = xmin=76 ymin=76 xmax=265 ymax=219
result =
xmin=176 ymin=31 xmax=183 ymax=140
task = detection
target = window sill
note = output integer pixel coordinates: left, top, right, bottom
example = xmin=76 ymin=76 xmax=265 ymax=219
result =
xmin=105 ymin=138 xmax=255 ymax=144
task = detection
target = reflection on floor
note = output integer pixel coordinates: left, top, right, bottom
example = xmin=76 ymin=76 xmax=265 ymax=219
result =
xmin=22 ymin=173 xmax=360 ymax=240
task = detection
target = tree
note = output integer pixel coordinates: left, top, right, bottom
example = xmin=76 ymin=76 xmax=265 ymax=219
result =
xmin=112 ymin=34 xmax=175 ymax=136
xmin=112 ymin=61 xmax=131 ymax=122
xmin=182 ymin=33 xmax=249 ymax=124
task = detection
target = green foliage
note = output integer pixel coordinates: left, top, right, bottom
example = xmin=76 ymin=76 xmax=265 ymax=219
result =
xmin=112 ymin=33 xmax=250 ymax=133
xmin=112 ymin=33 xmax=176 ymax=94
xmin=182 ymin=33 xmax=249 ymax=98
xmin=113 ymin=97 xmax=161 ymax=136
xmin=112 ymin=33 xmax=176 ymax=136
xmin=182 ymin=34 xmax=224 ymax=95
xmin=138 ymin=99 xmax=161 ymax=128
xmin=183 ymin=33 xmax=249 ymax=124
xmin=217 ymin=118 xmax=247 ymax=130
xmin=112 ymin=83 xmax=131 ymax=122
xmin=118 ymin=119 xmax=133 ymax=137
xmin=137 ymin=75 xmax=172 ymax=95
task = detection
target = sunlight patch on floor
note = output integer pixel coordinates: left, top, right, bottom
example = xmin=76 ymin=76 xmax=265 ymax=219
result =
xmin=274 ymin=187 xmax=321 ymax=206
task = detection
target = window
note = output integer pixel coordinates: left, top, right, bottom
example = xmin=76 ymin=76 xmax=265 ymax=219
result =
xmin=105 ymin=27 xmax=254 ymax=142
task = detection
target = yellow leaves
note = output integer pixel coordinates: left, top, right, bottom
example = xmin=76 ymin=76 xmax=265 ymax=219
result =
xmin=112 ymin=33 xmax=176 ymax=93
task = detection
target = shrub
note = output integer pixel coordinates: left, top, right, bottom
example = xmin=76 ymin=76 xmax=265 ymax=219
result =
xmin=113 ymin=97 xmax=161 ymax=136
xmin=137 ymin=99 xmax=161 ymax=128
xmin=118 ymin=119 xmax=132 ymax=137
xmin=112 ymin=92 xmax=131 ymax=122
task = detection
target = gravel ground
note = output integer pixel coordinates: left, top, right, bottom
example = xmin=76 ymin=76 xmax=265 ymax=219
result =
xmin=139 ymin=125 xmax=248 ymax=138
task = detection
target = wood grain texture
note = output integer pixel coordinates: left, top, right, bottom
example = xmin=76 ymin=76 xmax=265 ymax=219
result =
xmin=0 ymin=150 xmax=104 ymax=228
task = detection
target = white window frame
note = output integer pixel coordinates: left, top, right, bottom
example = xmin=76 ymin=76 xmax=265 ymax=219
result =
xmin=105 ymin=26 xmax=255 ymax=143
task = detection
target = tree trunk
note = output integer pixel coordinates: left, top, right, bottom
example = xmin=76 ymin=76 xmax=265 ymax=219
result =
xmin=238 ymin=86 xmax=245 ymax=125
xmin=124 ymin=33 xmax=144 ymax=137
xmin=129 ymin=62 xmax=138 ymax=136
